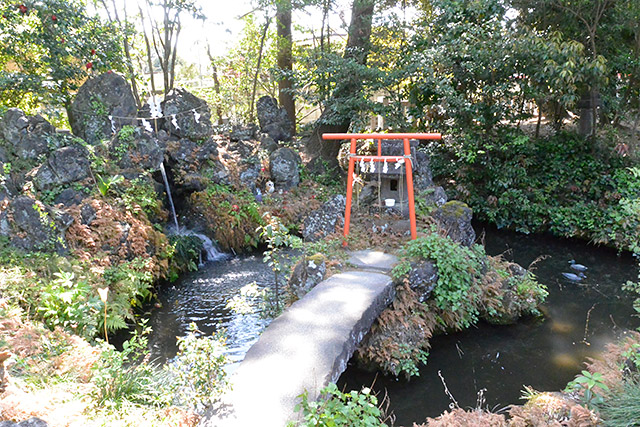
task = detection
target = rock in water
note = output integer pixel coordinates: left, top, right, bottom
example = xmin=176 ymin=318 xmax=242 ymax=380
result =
xmin=256 ymin=96 xmax=292 ymax=142
xmin=287 ymin=254 xmax=327 ymax=301
xmin=69 ymin=72 xmax=137 ymax=144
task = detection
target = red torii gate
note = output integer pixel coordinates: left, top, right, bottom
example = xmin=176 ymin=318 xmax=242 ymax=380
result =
xmin=322 ymin=133 xmax=442 ymax=246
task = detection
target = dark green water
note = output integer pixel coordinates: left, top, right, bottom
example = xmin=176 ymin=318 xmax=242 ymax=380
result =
xmin=338 ymin=224 xmax=639 ymax=425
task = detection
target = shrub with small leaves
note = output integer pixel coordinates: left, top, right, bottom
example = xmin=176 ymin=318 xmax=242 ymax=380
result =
xmin=295 ymin=383 xmax=387 ymax=427
xmin=167 ymin=323 xmax=230 ymax=411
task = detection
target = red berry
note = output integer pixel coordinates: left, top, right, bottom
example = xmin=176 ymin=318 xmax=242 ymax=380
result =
xmin=86 ymin=61 xmax=93 ymax=70
xmin=51 ymin=15 xmax=57 ymax=21
xmin=60 ymin=37 xmax=65 ymax=43
xmin=232 ymin=204 xmax=239 ymax=212
xmin=18 ymin=4 xmax=27 ymax=14
xmin=91 ymin=49 xmax=96 ymax=55
xmin=107 ymin=70 xmax=112 ymax=74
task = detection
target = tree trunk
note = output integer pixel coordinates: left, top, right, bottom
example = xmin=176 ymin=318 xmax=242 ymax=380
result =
xmin=206 ymin=45 xmax=224 ymax=125
xmin=304 ymin=0 xmax=376 ymax=167
xmin=277 ymin=0 xmax=295 ymax=135
xmin=138 ymin=3 xmax=156 ymax=96
xmin=249 ymin=16 xmax=271 ymax=123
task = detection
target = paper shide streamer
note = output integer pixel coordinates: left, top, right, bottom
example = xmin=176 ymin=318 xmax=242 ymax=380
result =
xmin=141 ymin=118 xmax=153 ymax=133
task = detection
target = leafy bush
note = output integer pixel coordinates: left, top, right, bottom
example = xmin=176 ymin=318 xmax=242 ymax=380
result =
xmin=102 ymin=257 xmax=155 ymax=332
xmin=38 ymin=271 xmax=101 ymax=338
xmin=393 ymin=230 xmax=485 ymax=329
xmin=122 ymin=177 xmax=166 ymax=222
xmin=92 ymin=322 xmax=167 ymax=407
xmin=431 ymin=129 xmax=640 ymax=251
xmin=167 ymin=234 xmax=203 ymax=281
xmin=295 ymin=383 xmax=386 ymax=427
xmin=566 ymin=371 xmax=610 ymax=409
xmin=167 ymin=323 xmax=230 ymax=411
xmin=189 ymin=184 xmax=263 ymax=252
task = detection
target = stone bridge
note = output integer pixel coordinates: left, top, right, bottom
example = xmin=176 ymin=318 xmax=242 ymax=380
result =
xmin=200 ymin=251 xmax=397 ymax=427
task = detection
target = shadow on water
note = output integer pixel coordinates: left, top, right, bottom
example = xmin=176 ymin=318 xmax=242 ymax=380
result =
xmin=338 ymin=223 xmax=639 ymax=425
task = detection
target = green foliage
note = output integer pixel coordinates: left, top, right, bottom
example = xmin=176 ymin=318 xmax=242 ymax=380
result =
xmin=167 ymin=323 xmax=230 ymax=411
xmin=122 ymin=177 xmax=163 ymax=219
xmin=0 ymin=0 xmax=125 ymax=111
xmin=295 ymin=383 xmax=386 ymax=427
xmin=96 ymin=173 xmax=124 ymax=197
xmin=92 ymin=321 xmax=229 ymax=411
xmin=404 ymin=0 xmax=528 ymax=131
xmin=167 ymin=234 xmax=203 ymax=281
xmin=226 ymin=281 xmax=281 ymax=319
xmin=392 ymin=344 xmax=429 ymax=379
xmin=92 ymin=321 xmax=166 ymax=407
xmin=102 ymin=257 xmax=154 ymax=332
xmin=433 ymin=129 xmax=640 ymax=251
xmin=259 ymin=213 xmax=303 ymax=313
xmin=599 ymin=375 xmax=640 ymax=427
xmin=112 ymin=126 xmax=137 ymax=161
xmin=197 ymin=14 xmax=277 ymax=122
xmin=38 ymin=271 xmax=100 ymax=338
xmin=566 ymin=370 xmax=610 ymax=409
xmin=393 ymin=230 xmax=484 ymax=329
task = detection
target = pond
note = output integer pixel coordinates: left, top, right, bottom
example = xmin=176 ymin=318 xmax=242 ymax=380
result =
xmin=338 ymin=223 xmax=639 ymax=425
xmin=147 ymin=224 xmax=639 ymax=425
xmin=147 ymin=254 xmax=277 ymax=370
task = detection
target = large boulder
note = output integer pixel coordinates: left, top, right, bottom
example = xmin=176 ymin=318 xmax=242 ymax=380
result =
xmin=5 ymin=196 xmax=68 ymax=253
xmin=431 ymin=200 xmax=476 ymax=247
xmin=69 ymin=72 xmax=137 ymax=144
xmin=0 ymin=109 xmax=56 ymax=160
xmin=161 ymin=88 xmax=212 ymax=141
xmin=165 ymin=138 xmax=226 ymax=192
xmin=256 ymin=96 xmax=292 ymax=142
xmin=110 ymin=127 xmax=164 ymax=174
xmin=269 ymin=147 xmax=300 ymax=189
xmin=35 ymin=145 xmax=91 ymax=190
xmin=303 ymin=195 xmax=346 ymax=242
xmin=420 ymin=186 xmax=448 ymax=208
xmin=227 ymin=124 xmax=258 ymax=142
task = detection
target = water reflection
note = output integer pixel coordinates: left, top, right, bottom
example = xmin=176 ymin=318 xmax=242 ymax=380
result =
xmin=338 ymin=224 xmax=639 ymax=425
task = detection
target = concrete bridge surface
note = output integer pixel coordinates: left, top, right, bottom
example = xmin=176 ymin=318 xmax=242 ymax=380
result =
xmin=200 ymin=251 xmax=397 ymax=427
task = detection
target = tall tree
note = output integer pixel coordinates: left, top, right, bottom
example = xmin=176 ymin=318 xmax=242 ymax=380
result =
xmin=305 ymin=0 xmax=376 ymax=167
xmin=139 ymin=0 xmax=203 ymax=96
xmin=95 ymin=0 xmax=142 ymax=108
xmin=276 ymin=0 xmax=295 ymax=135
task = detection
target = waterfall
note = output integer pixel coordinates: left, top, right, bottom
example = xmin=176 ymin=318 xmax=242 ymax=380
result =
xmin=190 ymin=231 xmax=228 ymax=263
xmin=159 ymin=162 xmax=227 ymax=265
xmin=159 ymin=162 xmax=179 ymax=229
